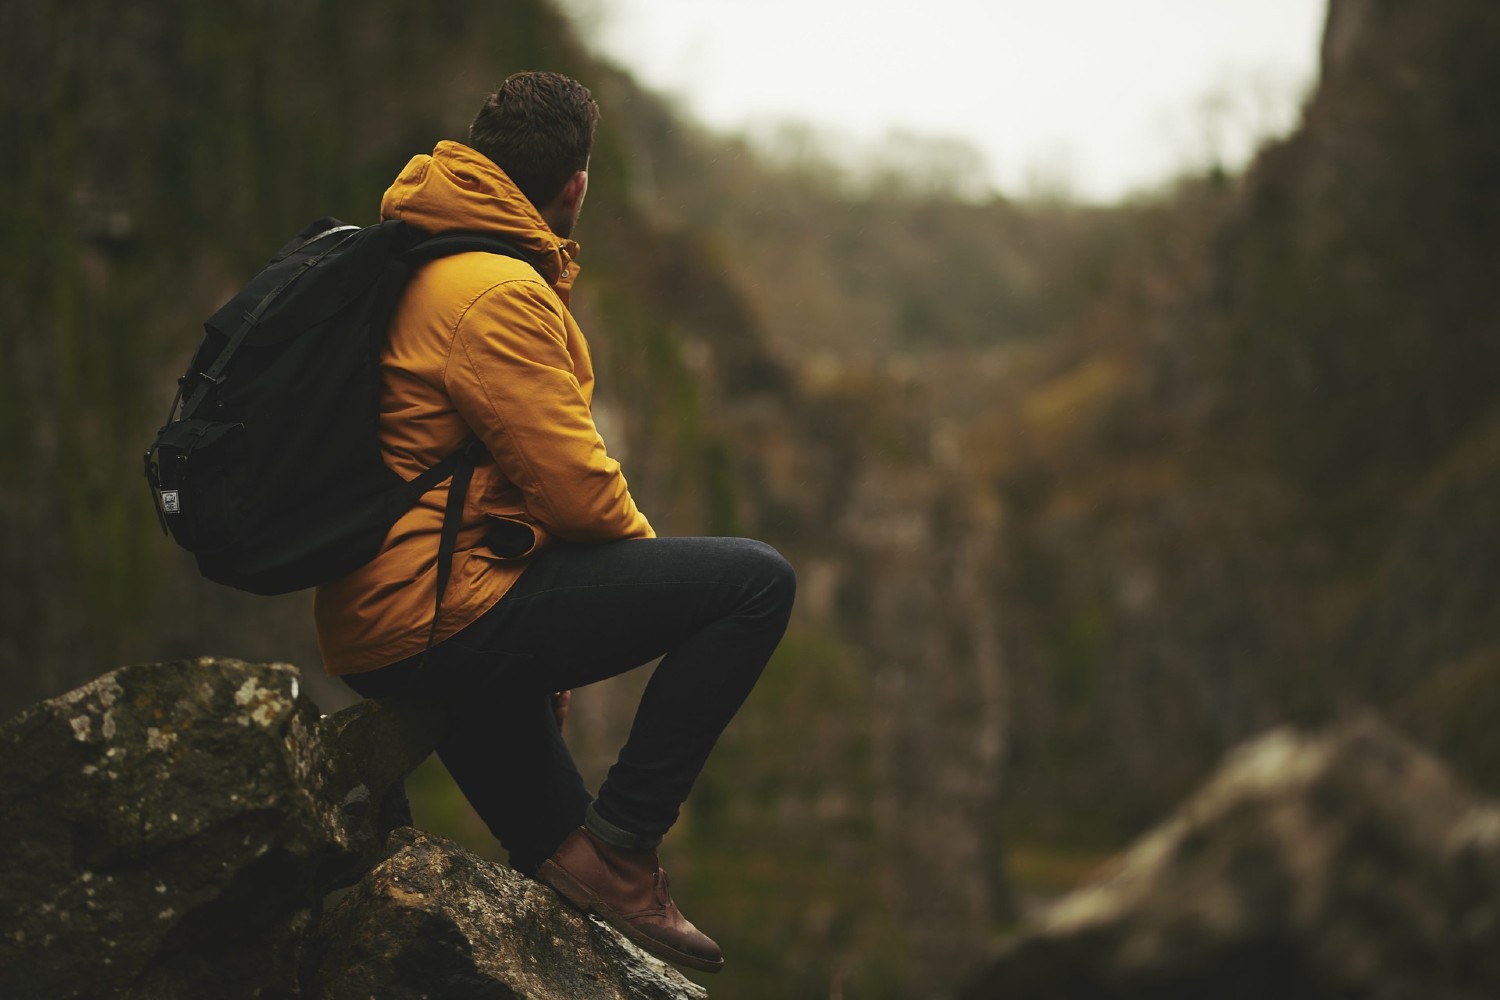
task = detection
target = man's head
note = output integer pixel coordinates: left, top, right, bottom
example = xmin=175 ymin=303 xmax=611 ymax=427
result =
xmin=469 ymin=71 xmax=598 ymax=237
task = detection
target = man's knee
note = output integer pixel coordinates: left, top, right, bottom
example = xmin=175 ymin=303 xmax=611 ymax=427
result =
xmin=738 ymin=538 xmax=796 ymax=612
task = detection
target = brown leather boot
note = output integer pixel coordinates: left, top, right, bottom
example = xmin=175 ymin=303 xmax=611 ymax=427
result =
xmin=537 ymin=826 xmax=725 ymax=974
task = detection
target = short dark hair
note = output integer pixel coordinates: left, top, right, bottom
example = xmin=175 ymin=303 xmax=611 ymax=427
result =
xmin=468 ymin=71 xmax=599 ymax=208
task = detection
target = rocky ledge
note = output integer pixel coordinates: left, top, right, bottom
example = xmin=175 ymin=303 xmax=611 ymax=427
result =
xmin=0 ymin=658 xmax=705 ymax=1000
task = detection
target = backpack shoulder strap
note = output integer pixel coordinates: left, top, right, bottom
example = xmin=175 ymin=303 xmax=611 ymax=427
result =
xmin=400 ymin=233 xmax=539 ymax=663
xmin=404 ymin=231 xmax=535 ymax=271
xmin=421 ymin=439 xmax=485 ymax=662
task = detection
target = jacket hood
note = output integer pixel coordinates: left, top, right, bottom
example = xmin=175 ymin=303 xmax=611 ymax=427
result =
xmin=380 ymin=140 xmax=579 ymax=289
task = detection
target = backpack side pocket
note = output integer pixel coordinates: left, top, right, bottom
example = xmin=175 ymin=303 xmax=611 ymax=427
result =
xmin=151 ymin=418 xmax=246 ymax=555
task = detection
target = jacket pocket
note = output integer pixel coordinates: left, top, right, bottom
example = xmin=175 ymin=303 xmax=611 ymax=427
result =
xmin=481 ymin=512 xmax=550 ymax=560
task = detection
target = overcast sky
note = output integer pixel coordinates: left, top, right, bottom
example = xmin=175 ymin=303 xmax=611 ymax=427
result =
xmin=559 ymin=0 xmax=1328 ymax=202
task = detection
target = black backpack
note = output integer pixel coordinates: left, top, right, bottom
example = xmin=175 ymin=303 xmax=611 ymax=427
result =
xmin=144 ymin=216 xmax=529 ymax=612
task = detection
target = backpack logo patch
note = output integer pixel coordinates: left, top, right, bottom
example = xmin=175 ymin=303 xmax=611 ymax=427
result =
xmin=160 ymin=490 xmax=181 ymax=515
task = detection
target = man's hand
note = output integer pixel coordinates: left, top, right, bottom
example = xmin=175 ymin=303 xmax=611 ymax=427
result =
xmin=551 ymin=690 xmax=571 ymax=731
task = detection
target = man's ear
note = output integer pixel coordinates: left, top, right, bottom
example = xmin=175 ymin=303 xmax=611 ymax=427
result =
xmin=559 ymin=169 xmax=589 ymax=213
xmin=539 ymin=169 xmax=590 ymax=237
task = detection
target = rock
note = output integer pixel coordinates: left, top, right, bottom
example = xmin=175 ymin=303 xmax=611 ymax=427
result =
xmin=959 ymin=714 xmax=1500 ymax=999
xmin=0 ymin=658 xmax=328 ymax=998
xmin=307 ymin=826 xmax=708 ymax=1000
xmin=314 ymin=695 xmax=444 ymax=887
xmin=1 ymin=660 xmax=710 ymax=998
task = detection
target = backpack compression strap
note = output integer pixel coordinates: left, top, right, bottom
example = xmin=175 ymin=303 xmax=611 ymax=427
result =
xmin=178 ymin=223 xmax=360 ymax=425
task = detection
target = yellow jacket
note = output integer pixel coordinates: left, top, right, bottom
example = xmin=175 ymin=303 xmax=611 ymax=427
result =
xmin=315 ymin=141 xmax=653 ymax=675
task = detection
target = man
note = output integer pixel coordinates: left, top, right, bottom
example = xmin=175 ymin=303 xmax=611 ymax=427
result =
xmin=314 ymin=72 xmax=795 ymax=974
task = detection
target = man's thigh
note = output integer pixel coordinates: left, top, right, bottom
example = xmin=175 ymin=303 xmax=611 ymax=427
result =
xmin=438 ymin=535 xmax=785 ymax=693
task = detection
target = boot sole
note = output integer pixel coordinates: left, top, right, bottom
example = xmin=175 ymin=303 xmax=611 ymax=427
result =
xmin=537 ymin=859 xmax=725 ymax=974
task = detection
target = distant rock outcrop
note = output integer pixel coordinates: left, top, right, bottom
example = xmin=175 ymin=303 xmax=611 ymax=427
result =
xmin=959 ymin=715 xmax=1500 ymax=999
xmin=0 ymin=658 xmax=706 ymax=999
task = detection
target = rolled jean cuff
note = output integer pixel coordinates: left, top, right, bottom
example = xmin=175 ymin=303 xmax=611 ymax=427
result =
xmin=585 ymin=801 xmax=662 ymax=852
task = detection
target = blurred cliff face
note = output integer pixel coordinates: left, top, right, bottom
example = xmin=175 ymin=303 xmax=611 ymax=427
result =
xmin=969 ymin=0 xmax=1500 ymax=836
xmin=5 ymin=1 xmax=1499 ymax=998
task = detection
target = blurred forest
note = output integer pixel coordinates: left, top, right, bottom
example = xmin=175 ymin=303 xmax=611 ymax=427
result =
xmin=3 ymin=0 xmax=1498 ymax=997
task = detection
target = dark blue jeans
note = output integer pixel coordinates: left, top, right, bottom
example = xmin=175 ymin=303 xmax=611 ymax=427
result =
xmin=343 ymin=536 xmax=795 ymax=873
